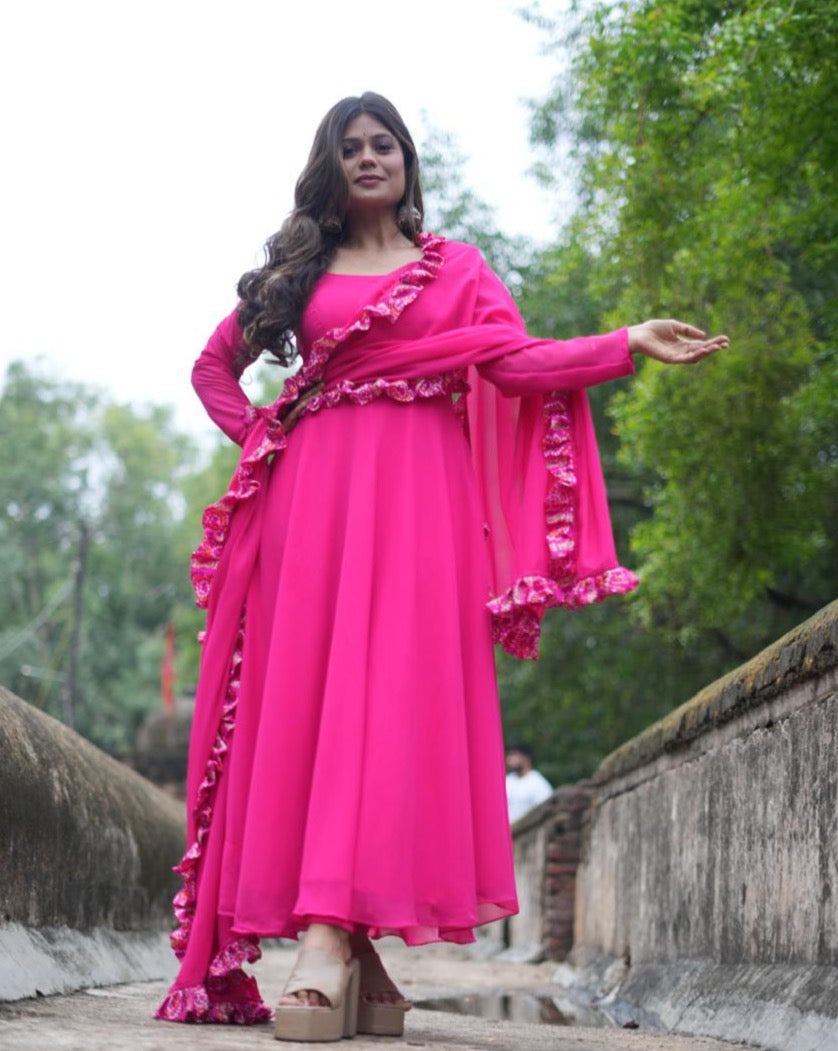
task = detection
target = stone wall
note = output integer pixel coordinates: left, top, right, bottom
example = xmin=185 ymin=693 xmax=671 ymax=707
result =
xmin=0 ymin=687 xmax=184 ymax=1000
xmin=508 ymin=783 xmax=593 ymax=960
xmin=569 ymin=601 xmax=838 ymax=1051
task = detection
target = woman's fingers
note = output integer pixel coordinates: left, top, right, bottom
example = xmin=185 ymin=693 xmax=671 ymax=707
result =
xmin=672 ymin=321 xmax=707 ymax=340
xmin=640 ymin=320 xmax=730 ymax=363
xmin=679 ymin=336 xmax=729 ymax=362
xmin=671 ymin=321 xmax=730 ymax=350
xmin=680 ymin=343 xmax=714 ymax=362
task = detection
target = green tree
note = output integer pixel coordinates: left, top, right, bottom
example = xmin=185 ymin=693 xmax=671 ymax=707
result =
xmin=0 ymin=363 xmax=96 ymax=721
xmin=497 ymin=231 xmax=733 ymax=784
xmin=525 ymin=0 xmax=837 ymax=655
xmin=420 ymin=125 xmax=534 ymax=286
xmin=0 ymin=361 xmax=199 ymax=751
xmin=490 ymin=0 xmax=838 ymax=783
xmin=79 ymin=402 xmax=198 ymax=749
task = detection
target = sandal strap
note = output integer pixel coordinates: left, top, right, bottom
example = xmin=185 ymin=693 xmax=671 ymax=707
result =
xmin=282 ymin=948 xmax=353 ymax=1008
xmin=355 ymin=950 xmax=409 ymax=1003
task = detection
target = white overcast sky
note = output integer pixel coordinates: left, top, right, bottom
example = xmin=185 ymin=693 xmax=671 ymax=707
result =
xmin=1 ymin=0 xmax=567 ymax=440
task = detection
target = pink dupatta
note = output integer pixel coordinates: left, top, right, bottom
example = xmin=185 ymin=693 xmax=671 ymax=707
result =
xmin=156 ymin=234 xmax=637 ymax=1023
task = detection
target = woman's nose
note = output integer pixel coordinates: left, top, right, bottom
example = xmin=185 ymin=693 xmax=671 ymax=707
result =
xmin=358 ymin=144 xmax=377 ymax=166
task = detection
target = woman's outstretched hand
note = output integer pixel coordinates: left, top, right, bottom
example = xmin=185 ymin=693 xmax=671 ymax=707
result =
xmin=628 ymin=319 xmax=729 ymax=364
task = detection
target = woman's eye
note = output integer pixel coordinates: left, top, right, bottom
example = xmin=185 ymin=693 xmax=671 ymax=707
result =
xmin=376 ymin=142 xmax=394 ymax=153
xmin=342 ymin=145 xmax=357 ymax=158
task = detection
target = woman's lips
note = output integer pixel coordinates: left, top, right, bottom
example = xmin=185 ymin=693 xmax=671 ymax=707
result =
xmin=356 ymin=176 xmax=383 ymax=186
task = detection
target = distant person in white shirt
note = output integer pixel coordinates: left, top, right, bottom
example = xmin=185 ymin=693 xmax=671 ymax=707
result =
xmin=505 ymin=743 xmax=553 ymax=824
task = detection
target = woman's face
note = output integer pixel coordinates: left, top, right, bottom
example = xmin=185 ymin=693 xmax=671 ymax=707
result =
xmin=340 ymin=112 xmax=406 ymax=217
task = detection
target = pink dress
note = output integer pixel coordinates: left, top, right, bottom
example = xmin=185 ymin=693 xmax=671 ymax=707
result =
xmin=156 ymin=236 xmax=637 ymax=1023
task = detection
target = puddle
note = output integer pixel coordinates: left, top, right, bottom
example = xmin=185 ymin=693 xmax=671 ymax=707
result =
xmin=415 ymin=990 xmax=612 ymax=1027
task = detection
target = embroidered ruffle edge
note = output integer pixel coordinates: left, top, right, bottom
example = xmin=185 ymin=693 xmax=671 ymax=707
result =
xmin=155 ymin=618 xmax=273 ymax=1024
xmin=487 ymin=391 xmax=639 ymax=659
xmin=159 ymin=236 xmax=449 ymax=1024
xmin=155 ymin=955 xmax=271 ymax=1025
xmin=190 ymin=232 xmax=447 ymax=609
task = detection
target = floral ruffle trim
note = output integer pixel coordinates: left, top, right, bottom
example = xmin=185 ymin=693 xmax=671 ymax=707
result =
xmin=156 ymin=618 xmax=272 ymax=1024
xmin=301 ymin=371 xmax=467 ymax=414
xmin=488 ymin=391 xmax=639 ymax=659
xmin=190 ymin=419 xmax=288 ymax=609
xmin=168 ymin=620 xmax=245 ymax=959
xmin=312 ymin=231 xmax=446 ymax=356
xmin=156 ymin=964 xmax=272 ymax=1025
xmin=489 ymin=568 xmax=640 ymax=660
xmin=190 ymin=233 xmax=447 ymax=609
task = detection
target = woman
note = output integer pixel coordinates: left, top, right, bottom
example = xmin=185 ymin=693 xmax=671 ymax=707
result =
xmin=156 ymin=92 xmax=727 ymax=1042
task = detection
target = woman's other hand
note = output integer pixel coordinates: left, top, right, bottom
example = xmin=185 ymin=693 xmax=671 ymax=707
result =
xmin=279 ymin=383 xmax=324 ymax=433
xmin=628 ymin=319 xmax=729 ymax=364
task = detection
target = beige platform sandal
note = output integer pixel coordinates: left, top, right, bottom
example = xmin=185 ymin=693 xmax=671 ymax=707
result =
xmin=274 ymin=948 xmax=360 ymax=1042
xmin=355 ymin=950 xmax=412 ymax=1037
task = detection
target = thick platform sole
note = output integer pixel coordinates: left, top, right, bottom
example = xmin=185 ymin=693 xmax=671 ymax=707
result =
xmin=274 ymin=959 xmax=360 ymax=1042
xmin=357 ymin=998 xmax=407 ymax=1037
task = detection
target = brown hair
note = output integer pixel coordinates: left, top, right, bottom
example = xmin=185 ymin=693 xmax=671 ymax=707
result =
xmin=236 ymin=92 xmax=424 ymax=367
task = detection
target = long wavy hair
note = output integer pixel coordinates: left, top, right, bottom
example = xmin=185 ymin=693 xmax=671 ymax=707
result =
xmin=236 ymin=92 xmax=425 ymax=367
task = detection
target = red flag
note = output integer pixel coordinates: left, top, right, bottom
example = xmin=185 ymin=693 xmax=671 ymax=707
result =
xmin=161 ymin=620 xmax=175 ymax=714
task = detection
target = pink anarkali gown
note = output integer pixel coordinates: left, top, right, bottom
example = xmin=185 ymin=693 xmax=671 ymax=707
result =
xmin=156 ymin=235 xmax=637 ymax=1023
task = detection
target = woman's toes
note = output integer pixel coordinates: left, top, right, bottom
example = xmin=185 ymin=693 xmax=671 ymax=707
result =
xmin=279 ymin=989 xmax=329 ymax=1007
xmin=362 ymin=990 xmax=409 ymax=1006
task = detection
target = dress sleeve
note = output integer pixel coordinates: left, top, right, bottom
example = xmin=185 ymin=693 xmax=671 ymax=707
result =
xmin=472 ymin=262 xmax=634 ymax=394
xmin=191 ymin=307 xmax=254 ymax=445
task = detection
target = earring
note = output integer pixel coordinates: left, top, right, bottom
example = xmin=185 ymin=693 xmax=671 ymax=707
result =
xmin=397 ymin=204 xmax=422 ymax=230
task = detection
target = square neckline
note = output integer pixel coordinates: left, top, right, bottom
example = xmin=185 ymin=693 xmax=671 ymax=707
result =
xmin=323 ymin=257 xmax=425 ymax=279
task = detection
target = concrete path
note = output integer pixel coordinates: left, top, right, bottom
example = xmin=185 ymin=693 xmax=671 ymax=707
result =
xmin=0 ymin=942 xmax=755 ymax=1051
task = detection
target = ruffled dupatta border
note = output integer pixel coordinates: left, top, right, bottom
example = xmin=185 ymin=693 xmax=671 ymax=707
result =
xmin=157 ymin=235 xmax=447 ymax=1024
xmin=155 ymin=617 xmax=273 ymax=1024
xmin=485 ymin=389 xmax=638 ymax=659
xmin=190 ymin=234 xmax=448 ymax=611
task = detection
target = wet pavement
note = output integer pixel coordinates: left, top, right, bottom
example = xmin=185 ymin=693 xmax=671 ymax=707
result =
xmin=0 ymin=941 xmax=757 ymax=1050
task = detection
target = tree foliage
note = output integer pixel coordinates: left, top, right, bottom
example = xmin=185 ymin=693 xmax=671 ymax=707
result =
xmin=495 ymin=0 xmax=837 ymax=781
xmin=420 ymin=125 xmax=534 ymax=287
xmin=0 ymin=362 xmax=198 ymax=751
xmin=526 ymin=0 xmax=837 ymax=648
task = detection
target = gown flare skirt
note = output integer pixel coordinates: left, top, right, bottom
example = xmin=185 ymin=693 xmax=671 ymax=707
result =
xmin=156 ymin=235 xmax=638 ymax=1023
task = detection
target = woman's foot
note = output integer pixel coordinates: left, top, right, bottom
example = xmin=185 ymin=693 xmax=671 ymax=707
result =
xmin=349 ymin=933 xmax=412 ymax=1010
xmin=278 ymin=924 xmax=351 ymax=1007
